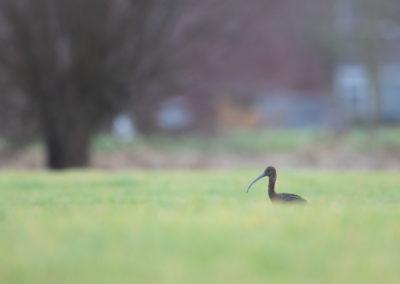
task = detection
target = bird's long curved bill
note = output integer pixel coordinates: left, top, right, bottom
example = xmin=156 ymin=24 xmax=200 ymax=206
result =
xmin=246 ymin=173 xmax=266 ymax=192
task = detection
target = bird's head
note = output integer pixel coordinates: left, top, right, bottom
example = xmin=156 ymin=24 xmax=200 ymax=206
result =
xmin=246 ymin=166 xmax=276 ymax=193
xmin=264 ymin=166 xmax=276 ymax=177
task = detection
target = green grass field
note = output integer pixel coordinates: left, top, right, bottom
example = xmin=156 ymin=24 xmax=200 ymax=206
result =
xmin=0 ymin=170 xmax=399 ymax=284
xmin=93 ymin=127 xmax=400 ymax=154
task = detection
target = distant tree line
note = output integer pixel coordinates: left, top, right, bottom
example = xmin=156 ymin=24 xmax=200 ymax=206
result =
xmin=0 ymin=0 xmax=398 ymax=169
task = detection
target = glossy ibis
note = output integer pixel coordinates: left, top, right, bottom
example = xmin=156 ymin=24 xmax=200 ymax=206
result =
xmin=246 ymin=166 xmax=307 ymax=203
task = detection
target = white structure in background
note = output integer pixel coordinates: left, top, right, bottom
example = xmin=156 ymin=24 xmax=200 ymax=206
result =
xmin=111 ymin=97 xmax=192 ymax=141
xmin=334 ymin=63 xmax=400 ymax=123
xmin=112 ymin=114 xmax=135 ymax=141
xmin=334 ymin=64 xmax=371 ymax=121
xmin=157 ymin=96 xmax=192 ymax=130
xmin=257 ymin=92 xmax=329 ymax=128
xmin=380 ymin=65 xmax=400 ymax=122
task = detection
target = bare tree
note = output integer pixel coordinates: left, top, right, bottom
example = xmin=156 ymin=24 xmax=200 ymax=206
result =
xmin=0 ymin=0 xmax=174 ymax=169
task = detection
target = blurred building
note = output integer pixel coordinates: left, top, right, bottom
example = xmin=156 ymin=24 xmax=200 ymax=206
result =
xmin=334 ymin=64 xmax=400 ymax=123
xmin=333 ymin=0 xmax=400 ymax=124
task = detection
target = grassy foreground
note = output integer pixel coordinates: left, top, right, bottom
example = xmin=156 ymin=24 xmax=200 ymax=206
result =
xmin=0 ymin=170 xmax=399 ymax=284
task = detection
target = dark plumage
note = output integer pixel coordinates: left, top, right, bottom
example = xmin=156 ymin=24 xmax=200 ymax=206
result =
xmin=246 ymin=166 xmax=307 ymax=203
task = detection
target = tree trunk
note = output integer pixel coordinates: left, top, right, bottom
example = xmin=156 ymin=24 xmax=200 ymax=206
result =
xmin=45 ymin=127 xmax=90 ymax=169
xmin=43 ymin=117 xmax=91 ymax=169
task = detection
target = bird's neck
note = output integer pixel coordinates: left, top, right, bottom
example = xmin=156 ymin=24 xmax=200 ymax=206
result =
xmin=268 ymin=175 xmax=277 ymax=199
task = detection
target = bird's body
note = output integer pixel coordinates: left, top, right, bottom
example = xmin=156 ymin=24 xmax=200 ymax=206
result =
xmin=274 ymin=193 xmax=307 ymax=203
xmin=247 ymin=166 xmax=307 ymax=203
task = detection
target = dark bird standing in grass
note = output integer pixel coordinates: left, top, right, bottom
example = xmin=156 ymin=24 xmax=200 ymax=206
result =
xmin=246 ymin=166 xmax=307 ymax=203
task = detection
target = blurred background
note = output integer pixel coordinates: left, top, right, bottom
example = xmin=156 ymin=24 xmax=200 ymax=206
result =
xmin=0 ymin=0 xmax=399 ymax=170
